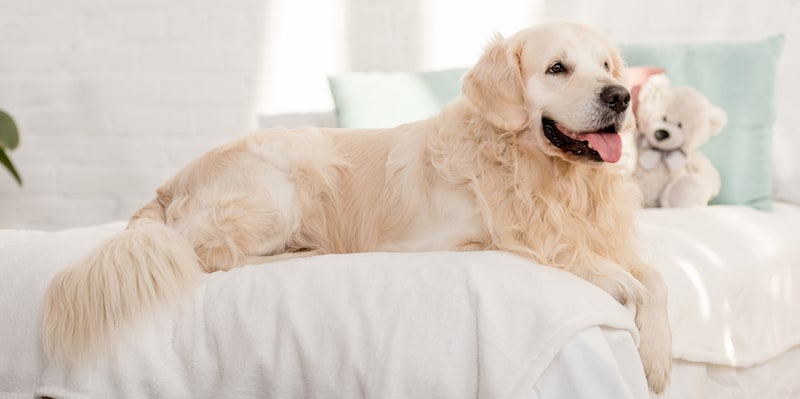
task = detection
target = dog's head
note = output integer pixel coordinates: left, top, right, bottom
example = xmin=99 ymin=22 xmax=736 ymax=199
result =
xmin=463 ymin=22 xmax=633 ymax=164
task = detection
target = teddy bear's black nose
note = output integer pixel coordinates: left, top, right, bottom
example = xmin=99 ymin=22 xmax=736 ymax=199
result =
xmin=654 ymin=129 xmax=670 ymax=141
xmin=600 ymin=85 xmax=631 ymax=113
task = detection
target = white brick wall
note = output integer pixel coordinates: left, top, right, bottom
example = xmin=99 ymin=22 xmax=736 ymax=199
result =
xmin=0 ymin=0 xmax=797 ymax=230
xmin=0 ymin=0 xmax=266 ymax=229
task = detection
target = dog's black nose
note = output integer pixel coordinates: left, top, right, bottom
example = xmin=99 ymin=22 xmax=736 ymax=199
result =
xmin=600 ymin=85 xmax=631 ymax=113
xmin=654 ymin=129 xmax=670 ymax=141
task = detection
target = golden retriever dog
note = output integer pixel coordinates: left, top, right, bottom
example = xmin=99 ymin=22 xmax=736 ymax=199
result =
xmin=42 ymin=21 xmax=671 ymax=393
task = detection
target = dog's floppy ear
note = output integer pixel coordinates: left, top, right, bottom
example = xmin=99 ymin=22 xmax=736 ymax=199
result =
xmin=462 ymin=34 xmax=528 ymax=132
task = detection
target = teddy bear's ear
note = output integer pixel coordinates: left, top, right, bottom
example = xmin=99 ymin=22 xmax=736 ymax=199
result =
xmin=627 ymin=66 xmax=664 ymax=115
xmin=708 ymin=105 xmax=728 ymax=135
xmin=637 ymin=73 xmax=670 ymax=106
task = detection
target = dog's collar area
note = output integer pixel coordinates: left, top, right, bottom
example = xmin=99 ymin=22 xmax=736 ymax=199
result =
xmin=541 ymin=118 xmax=603 ymax=162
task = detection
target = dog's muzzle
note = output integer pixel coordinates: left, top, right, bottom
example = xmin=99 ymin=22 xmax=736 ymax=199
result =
xmin=542 ymin=118 xmax=622 ymax=163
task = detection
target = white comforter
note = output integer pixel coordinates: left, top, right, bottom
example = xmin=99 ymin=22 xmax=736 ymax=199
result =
xmin=1 ymin=203 xmax=799 ymax=398
xmin=3 ymin=226 xmax=639 ymax=399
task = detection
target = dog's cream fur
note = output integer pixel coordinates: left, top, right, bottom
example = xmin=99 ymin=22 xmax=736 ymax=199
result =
xmin=42 ymin=22 xmax=672 ymax=392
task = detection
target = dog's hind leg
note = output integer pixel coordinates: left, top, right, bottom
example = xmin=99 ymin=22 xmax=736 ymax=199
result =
xmin=172 ymin=193 xmax=301 ymax=273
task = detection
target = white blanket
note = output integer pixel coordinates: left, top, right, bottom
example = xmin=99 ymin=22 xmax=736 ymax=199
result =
xmin=0 ymin=224 xmax=638 ymax=399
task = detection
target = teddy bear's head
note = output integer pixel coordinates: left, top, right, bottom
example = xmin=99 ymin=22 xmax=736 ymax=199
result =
xmin=636 ymin=74 xmax=727 ymax=152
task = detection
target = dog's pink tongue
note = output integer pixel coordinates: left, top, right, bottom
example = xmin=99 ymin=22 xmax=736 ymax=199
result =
xmin=584 ymin=133 xmax=622 ymax=163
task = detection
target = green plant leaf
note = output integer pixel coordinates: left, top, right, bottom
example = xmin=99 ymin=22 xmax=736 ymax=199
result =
xmin=0 ymin=109 xmax=19 ymax=150
xmin=0 ymin=148 xmax=21 ymax=185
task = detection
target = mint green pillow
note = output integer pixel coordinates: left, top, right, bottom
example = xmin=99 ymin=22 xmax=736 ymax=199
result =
xmin=328 ymin=68 xmax=467 ymax=129
xmin=621 ymin=36 xmax=784 ymax=210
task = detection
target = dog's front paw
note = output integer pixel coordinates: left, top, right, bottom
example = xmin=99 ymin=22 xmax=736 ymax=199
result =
xmin=641 ymin=341 xmax=672 ymax=393
xmin=637 ymin=304 xmax=673 ymax=394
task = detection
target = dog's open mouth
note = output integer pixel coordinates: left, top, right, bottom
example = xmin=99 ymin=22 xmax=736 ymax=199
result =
xmin=542 ymin=118 xmax=622 ymax=163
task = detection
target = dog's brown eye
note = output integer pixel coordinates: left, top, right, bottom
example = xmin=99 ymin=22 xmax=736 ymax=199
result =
xmin=548 ymin=62 xmax=566 ymax=74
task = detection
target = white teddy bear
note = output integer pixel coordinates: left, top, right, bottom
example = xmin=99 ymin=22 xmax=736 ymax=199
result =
xmin=634 ymin=74 xmax=728 ymax=208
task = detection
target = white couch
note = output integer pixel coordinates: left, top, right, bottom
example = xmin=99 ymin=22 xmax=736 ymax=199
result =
xmin=0 ymin=104 xmax=797 ymax=397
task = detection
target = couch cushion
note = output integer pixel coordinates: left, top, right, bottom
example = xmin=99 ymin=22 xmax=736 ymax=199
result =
xmin=638 ymin=202 xmax=800 ymax=367
xmin=620 ymin=36 xmax=785 ymax=210
xmin=328 ymin=68 xmax=467 ymax=129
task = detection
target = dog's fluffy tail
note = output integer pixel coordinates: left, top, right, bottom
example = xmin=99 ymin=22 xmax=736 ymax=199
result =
xmin=41 ymin=217 xmax=202 ymax=365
